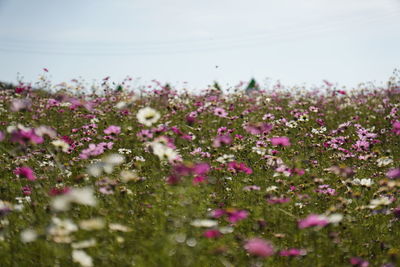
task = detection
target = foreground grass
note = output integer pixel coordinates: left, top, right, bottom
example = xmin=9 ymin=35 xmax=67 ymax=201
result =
xmin=0 ymin=78 xmax=399 ymax=266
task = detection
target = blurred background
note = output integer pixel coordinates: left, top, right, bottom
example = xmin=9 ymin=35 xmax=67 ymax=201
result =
xmin=0 ymin=0 xmax=399 ymax=89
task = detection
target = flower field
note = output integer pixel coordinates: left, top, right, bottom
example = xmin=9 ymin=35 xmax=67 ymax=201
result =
xmin=0 ymin=75 xmax=399 ymax=267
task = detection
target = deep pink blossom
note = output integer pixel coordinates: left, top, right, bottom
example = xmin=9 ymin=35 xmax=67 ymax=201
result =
xmin=279 ymin=248 xmax=307 ymax=257
xmin=14 ymin=166 xmax=36 ymax=181
xmin=203 ymin=229 xmax=222 ymax=238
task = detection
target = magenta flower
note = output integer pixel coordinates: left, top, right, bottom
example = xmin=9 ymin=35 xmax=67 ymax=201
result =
xmin=244 ymin=238 xmax=274 ymax=257
xmin=193 ymin=163 xmax=210 ymax=175
xmin=210 ymin=208 xmax=248 ymax=223
xmin=104 ymin=125 xmax=121 ymax=135
xmin=270 ymin=136 xmax=291 ymax=146
xmin=227 ymin=161 xmax=253 ymax=174
xmin=14 ymin=166 xmax=36 ymax=181
xmin=10 ymin=129 xmax=44 ymax=145
xmin=227 ymin=209 xmax=248 ymax=223
xmin=211 ymin=209 xmax=226 ymax=218
xmin=350 ymin=257 xmax=369 ymax=267
xmin=203 ymin=229 xmax=222 ymax=238
xmin=279 ymin=248 xmax=307 ymax=257
xmin=298 ymin=214 xmax=329 ymax=229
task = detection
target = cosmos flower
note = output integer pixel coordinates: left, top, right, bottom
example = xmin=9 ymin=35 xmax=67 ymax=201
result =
xmin=244 ymin=238 xmax=274 ymax=257
xmin=213 ymin=107 xmax=228 ymax=117
xmin=51 ymin=187 xmax=97 ymax=211
xmin=14 ymin=166 xmax=36 ymax=181
xmin=270 ymin=137 xmax=291 ymax=146
xmin=137 ymin=107 xmax=161 ymax=127
xmin=103 ymin=125 xmax=121 ymax=135
xmin=72 ymin=250 xmax=93 ymax=267
xmin=386 ymin=168 xmax=400 ymax=179
xmin=298 ymin=214 xmax=329 ymax=229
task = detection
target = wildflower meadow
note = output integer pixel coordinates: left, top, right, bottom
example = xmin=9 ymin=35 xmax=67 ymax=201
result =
xmin=0 ymin=73 xmax=399 ymax=267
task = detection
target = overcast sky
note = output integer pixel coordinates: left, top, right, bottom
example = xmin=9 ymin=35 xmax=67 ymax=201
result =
xmin=0 ymin=0 xmax=399 ymax=90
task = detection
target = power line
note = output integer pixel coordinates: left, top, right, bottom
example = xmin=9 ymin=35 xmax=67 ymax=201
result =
xmin=0 ymin=9 xmax=399 ymax=56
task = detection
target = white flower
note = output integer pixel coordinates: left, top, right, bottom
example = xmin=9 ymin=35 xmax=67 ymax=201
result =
xmin=47 ymin=217 xmax=78 ymax=243
xmin=368 ymin=196 xmax=392 ymax=209
xmin=137 ymin=107 xmax=161 ymax=127
xmin=72 ymin=250 xmax=93 ymax=267
xmin=20 ymin=229 xmax=37 ymax=243
xmin=51 ymin=187 xmax=97 ymax=211
xmin=376 ymin=157 xmax=393 ymax=167
xmin=327 ymin=214 xmax=343 ymax=224
xmin=109 ymin=223 xmax=132 ymax=232
xmin=352 ymin=178 xmax=374 ymax=187
xmin=266 ymin=186 xmax=278 ymax=192
xmin=51 ymin=139 xmax=70 ymax=152
xmin=86 ymin=154 xmax=125 ymax=177
xmin=72 ymin=239 xmax=97 ymax=249
xmin=79 ymin=218 xmax=105 ymax=231
xmin=190 ymin=219 xmax=218 ymax=228
xmin=149 ymin=142 xmax=180 ymax=162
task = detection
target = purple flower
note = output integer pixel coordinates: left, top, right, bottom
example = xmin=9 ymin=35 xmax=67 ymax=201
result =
xmin=386 ymin=168 xmax=400 ymax=179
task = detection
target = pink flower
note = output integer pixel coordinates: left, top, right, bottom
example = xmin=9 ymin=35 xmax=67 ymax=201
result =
xmin=213 ymin=135 xmax=232 ymax=147
xmin=214 ymin=107 xmax=228 ymax=117
xmin=244 ymin=238 xmax=274 ymax=257
xmin=245 ymin=123 xmax=273 ymax=135
xmin=298 ymin=214 xmax=329 ymax=229
xmin=270 ymin=137 xmax=291 ymax=146
xmin=392 ymin=121 xmax=400 ymax=135
xmin=0 ymin=131 xmax=4 ymax=141
xmin=14 ymin=166 xmax=36 ymax=181
xmin=104 ymin=125 xmax=121 ymax=135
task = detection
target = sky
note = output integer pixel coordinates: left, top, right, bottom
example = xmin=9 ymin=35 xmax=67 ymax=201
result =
xmin=0 ymin=0 xmax=400 ymax=90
